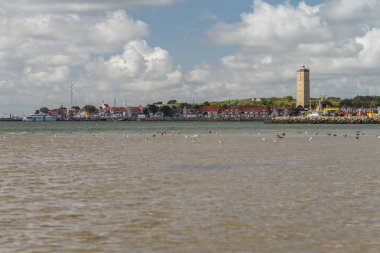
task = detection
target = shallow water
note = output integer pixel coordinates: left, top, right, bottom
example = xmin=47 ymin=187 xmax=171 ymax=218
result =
xmin=1 ymin=122 xmax=380 ymax=252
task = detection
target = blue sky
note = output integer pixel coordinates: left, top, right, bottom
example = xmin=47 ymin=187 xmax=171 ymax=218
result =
xmin=130 ymin=0 xmax=325 ymax=70
xmin=0 ymin=0 xmax=379 ymax=114
xmin=130 ymin=0 xmax=253 ymax=70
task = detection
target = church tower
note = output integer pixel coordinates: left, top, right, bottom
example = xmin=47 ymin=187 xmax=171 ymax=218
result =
xmin=296 ymin=65 xmax=310 ymax=108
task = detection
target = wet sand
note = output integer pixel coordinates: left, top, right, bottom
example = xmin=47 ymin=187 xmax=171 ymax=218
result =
xmin=1 ymin=130 xmax=380 ymax=252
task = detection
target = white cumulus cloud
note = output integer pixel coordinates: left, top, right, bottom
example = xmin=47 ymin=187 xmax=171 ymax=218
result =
xmin=322 ymin=0 xmax=379 ymax=23
xmin=82 ymin=40 xmax=182 ymax=104
xmin=207 ymin=0 xmax=330 ymax=48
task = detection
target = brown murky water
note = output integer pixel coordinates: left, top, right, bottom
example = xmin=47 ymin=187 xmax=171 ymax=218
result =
xmin=1 ymin=129 xmax=380 ymax=252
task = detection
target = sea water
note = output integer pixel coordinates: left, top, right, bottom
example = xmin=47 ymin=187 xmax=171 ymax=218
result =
xmin=0 ymin=122 xmax=379 ymax=252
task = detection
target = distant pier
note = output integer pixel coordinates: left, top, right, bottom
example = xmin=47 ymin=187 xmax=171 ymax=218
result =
xmin=0 ymin=118 xmax=22 ymax=122
xmin=266 ymin=116 xmax=380 ymax=124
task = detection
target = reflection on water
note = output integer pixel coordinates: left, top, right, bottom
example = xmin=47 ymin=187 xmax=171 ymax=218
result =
xmin=1 ymin=124 xmax=380 ymax=252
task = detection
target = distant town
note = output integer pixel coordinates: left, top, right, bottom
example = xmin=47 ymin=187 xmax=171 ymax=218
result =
xmin=1 ymin=95 xmax=379 ymax=122
xmin=3 ymin=66 xmax=380 ymax=122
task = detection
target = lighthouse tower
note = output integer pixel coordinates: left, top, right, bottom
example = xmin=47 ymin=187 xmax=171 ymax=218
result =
xmin=296 ymin=65 xmax=310 ymax=108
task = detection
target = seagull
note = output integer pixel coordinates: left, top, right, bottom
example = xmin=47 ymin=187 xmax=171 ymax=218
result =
xmin=262 ymin=137 xmax=266 ymax=141
xmin=217 ymin=139 xmax=224 ymax=144
xmin=309 ymin=136 xmax=313 ymax=142
xmin=190 ymin=134 xmax=199 ymax=141
xmin=276 ymin=134 xmax=284 ymax=139
xmin=377 ymin=135 xmax=380 ymax=139
xmin=272 ymin=137 xmax=277 ymax=143
xmin=191 ymin=134 xmax=199 ymax=139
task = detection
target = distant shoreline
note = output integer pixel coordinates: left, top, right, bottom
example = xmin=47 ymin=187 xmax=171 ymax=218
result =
xmin=4 ymin=116 xmax=380 ymax=124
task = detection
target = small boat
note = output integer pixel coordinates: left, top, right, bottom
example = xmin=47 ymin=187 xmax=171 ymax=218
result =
xmin=307 ymin=112 xmax=320 ymax=119
xmin=22 ymin=114 xmax=57 ymax=122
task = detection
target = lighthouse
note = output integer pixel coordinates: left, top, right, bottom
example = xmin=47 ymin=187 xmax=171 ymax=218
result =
xmin=296 ymin=65 xmax=310 ymax=108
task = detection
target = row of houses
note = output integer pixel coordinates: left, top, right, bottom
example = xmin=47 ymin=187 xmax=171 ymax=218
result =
xmin=46 ymin=104 xmax=290 ymax=121
xmin=198 ymin=106 xmax=289 ymax=119
xmin=47 ymin=104 xmax=146 ymax=121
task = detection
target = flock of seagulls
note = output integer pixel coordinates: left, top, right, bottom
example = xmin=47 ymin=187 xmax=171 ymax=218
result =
xmin=3 ymin=127 xmax=378 ymax=151
xmin=46 ymin=129 xmax=380 ymax=146
xmin=135 ymin=129 xmax=379 ymax=144
xmin=119 ymin=130 xmax=227 ymax=145
xmin=256 ymin=129 xmax=378 ymax=143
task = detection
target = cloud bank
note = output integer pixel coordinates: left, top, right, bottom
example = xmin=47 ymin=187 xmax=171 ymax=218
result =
xmin=2 ymin=0 xmax=380 ymax=114
xmin=0 ymin=9 xmax=159 ymax=112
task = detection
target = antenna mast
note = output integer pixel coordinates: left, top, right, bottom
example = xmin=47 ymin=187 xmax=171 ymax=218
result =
xmin=70 ymin=82 xmax=74 ymax=108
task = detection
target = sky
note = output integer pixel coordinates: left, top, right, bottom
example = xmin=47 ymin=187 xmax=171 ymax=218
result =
xmin=1 ymin=0 xmax=380 ymax=114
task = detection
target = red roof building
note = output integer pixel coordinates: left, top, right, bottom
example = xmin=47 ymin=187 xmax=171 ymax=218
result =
xmin=200 ymin=105 xmax=221 ymax=113
xmin=225 ymin=106 xmax=269 ymax=114
xmin=103 ymin=107 xmax=127 ymax=113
